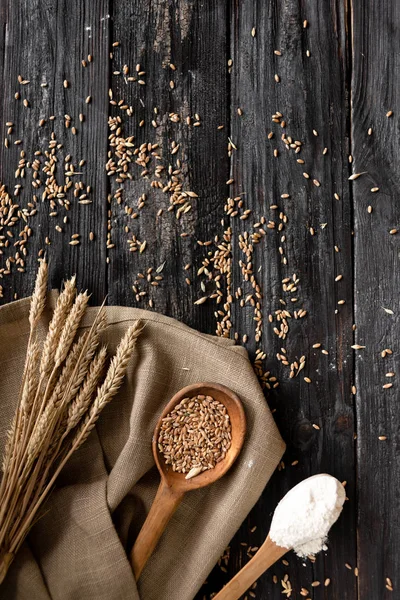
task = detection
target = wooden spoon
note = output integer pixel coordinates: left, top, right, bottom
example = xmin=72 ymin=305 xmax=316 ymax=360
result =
xmin=213 ymin=534 xmax=289 ymax=600
xmin=130 ymin=382 xmax=246 ymax=580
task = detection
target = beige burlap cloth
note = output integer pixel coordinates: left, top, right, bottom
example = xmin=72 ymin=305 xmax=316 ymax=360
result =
xmin=0 ymin=294 xmax=285 ymax=600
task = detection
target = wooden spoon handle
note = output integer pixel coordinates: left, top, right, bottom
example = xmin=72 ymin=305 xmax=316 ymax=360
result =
xmin=213 ymin=536 xmax=288 ymax=600
xmin=130 ymin=479 xmax=184 ymax=580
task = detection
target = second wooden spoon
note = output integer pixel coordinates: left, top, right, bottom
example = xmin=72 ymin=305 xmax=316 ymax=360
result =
xmin=213 ymin=534 xmax=289 ymax=600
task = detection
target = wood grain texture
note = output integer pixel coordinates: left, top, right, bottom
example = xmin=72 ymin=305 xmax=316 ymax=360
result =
xmin=0 ymin=0 xmax=398 ymax=598
xmin=352 ymin=0 xmax=400 ymax=596
xmin=107 ymin=0 xmax=230 ymax=334
xmin=221 ymin=1 xmax=356 ymax=598
xmin=0 ymin=0 xmax=110 ymax=304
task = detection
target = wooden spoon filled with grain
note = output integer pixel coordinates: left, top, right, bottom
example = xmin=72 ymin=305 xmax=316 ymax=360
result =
xmin=130 ymin=382 xmax=246 ymax=580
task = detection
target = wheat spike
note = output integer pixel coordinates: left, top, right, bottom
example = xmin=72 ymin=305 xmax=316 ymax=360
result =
xmin=40 ymin=277 xmax=76 ymax=376
xmin=54 ymin=292 xmax=89 ymax=367
xmin=91 ymin=321 xmax=143 ymax=414
xmin=65 ymin=347 xmax=108 ymax=434
xmin=72 ymin=321 xmax=143 ymax=449
xmin=62 ymin=308 xmax=107 ymax=405
xmin=29 ymin=259 xmax=48 ymax=329
xmin=1 ymin=418 xmax=17 ymax=473
xmin=21 ymin=342 xmax=40 ymax=413
xmin=48 ymin=333 xmax=89 ymax=412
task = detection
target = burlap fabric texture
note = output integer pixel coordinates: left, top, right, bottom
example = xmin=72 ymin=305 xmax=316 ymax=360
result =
xmin=0 ymin=293 xmax=285 ymax=600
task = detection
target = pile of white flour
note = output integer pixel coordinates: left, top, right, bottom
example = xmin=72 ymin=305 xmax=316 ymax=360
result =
xmin=269 ymin=474 xmax=346 ymax=557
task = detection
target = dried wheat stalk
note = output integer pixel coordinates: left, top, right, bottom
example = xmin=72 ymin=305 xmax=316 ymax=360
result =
xmin=0 ymin=261 xmax=142 ymax=585
xmin=40 ymin=276 xmax=76 ymax=376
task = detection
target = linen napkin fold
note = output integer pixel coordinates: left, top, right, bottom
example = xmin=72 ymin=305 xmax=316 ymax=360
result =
xmin=0 ymin=294 xmax=285 ymax=600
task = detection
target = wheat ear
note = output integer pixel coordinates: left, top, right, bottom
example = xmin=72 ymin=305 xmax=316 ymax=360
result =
xmin=40 ymin=276 xmax=76 ymax=376
xmin=21 ymin=341 xmax=40 ymax=414
xmin=28 ymin=259 xmax=48 ymax=330
xmin=54 ymin=292 xmax=89 ymax=368
xmin=2 ymin=340 xmax=41 ymax=473
xmin=61 ymin=308 xmax=107 ymax=406
xmin=64 ymin=347 xmax=108 ymax=435
xmin=71 ymin=321 xmax=143 ymax=449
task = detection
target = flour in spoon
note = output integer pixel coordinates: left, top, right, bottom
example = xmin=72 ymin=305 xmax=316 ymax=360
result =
xmin=269 ymin=474 xmax=346 ymax=557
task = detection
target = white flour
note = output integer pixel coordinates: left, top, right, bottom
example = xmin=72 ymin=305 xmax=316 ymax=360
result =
xmin=269 ymin=474 xmax=346 ymax=557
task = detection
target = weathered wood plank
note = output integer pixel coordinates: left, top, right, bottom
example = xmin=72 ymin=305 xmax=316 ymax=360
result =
xmin=225 ymin=0 xmax=356 ymax=597
xmin=107 ymin=0 xmax=230 ymax=336
xmin=352 ymin=0 xmax=400 ymax=596
xmin=2 ymin=1 xmax=399 ymax=598
xmin=0 ymin=0 xmax=110 ymax=305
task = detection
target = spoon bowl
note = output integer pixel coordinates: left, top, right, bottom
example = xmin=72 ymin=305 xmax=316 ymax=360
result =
xmin=153 ymin=382 xmax=246 ymax=493
xmin=130 ymin=382 xmax=246 ymax=580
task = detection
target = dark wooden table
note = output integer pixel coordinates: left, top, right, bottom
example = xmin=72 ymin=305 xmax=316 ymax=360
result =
xmin=0 ymin=1 xmax=398 ymax=598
